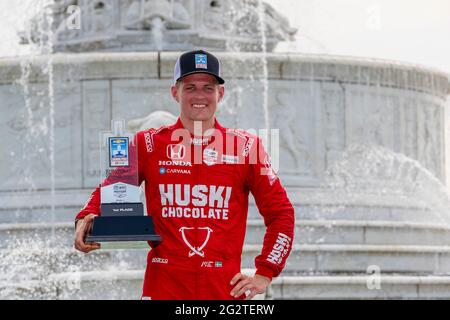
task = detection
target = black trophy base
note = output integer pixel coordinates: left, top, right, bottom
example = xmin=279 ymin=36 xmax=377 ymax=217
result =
xmin=85 ymin=216 xmax=162 ymax=242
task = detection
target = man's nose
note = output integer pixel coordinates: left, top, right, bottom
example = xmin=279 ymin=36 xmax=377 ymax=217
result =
xmin=193 ymin=91 xmax=207 ymax=100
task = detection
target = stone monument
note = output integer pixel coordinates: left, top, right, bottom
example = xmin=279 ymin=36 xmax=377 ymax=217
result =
xmin=22 ymin=0 xmax=297 ymax=52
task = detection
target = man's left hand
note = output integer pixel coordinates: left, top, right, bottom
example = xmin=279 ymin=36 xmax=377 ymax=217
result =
xmin=230 ymin=273 xmax=271 ymax=300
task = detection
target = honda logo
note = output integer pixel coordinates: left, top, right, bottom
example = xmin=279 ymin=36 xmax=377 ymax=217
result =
xmin=167 ymin=144 xmax=186 ymax=160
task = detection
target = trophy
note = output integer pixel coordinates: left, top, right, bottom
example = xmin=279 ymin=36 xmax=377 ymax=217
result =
xmin=86 ymin=120 xmax=162 ymax=243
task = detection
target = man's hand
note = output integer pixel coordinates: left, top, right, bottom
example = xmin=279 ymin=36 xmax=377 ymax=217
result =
xmin=74 ymin=214 xmax=101 ymax=253
xmin=230 ymin=273 xmax=271 ymax=300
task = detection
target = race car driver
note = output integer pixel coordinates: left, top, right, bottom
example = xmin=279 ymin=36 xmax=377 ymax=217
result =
xmin=74 ymin=50 xmax=295 ymax=300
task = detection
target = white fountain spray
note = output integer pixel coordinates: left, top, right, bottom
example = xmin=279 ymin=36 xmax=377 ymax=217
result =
xmin=18 ymin=59 xmax=35 ymax=195
xmin=44 ymin=0 xmax=56 ymax=243
xmin=14 ymin=0 xmax=47 ymax=216
xmin=23 ymin=0 xmax=57 ymax=241
xmin=151 ymin=17 xmax=164 ymax=51
xmin=322 ymin=144 xmax=450 ymax=225
xmin=256 ymin=0 xmax=270 ymax=148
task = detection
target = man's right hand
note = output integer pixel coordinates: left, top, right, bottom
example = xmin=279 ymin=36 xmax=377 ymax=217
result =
xmin=74 ymin=214 xmax=101 ymax=253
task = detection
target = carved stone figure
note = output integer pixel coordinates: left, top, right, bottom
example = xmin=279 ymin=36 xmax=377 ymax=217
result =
xmin=203 ymin=0 xmax=235 ymax=33
xmin=203 ymin=0 xmax=296 ymax=42
xmin=263 ymin=2 xmax=297 ymax=41
xmin=123 ymin=0 xmax=191 ymax=30
xmin=88 ymin=0 xmax=115 ymax=33
xmin=272 ymin=88 xmax=313 ymax=176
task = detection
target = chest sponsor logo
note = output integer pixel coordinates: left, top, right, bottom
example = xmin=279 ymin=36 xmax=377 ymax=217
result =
xmin=144 ymin=132 xmax=153 ymax=152
xmin=159 ymin=167 xmax=191 ymax=175
xmin=191 ymin=137 xmax=211 ymax=146
xmin=159 ymin=160 xmax=192 ymax=167
xmin=180 ymin=227 xmax=213 ymax=257
xmin=203 ymin=148 xmax=218 ymax=166
xmin=222 ymin=154 xmax=239 ymax=164
xmin=267 ymin=233 xmax=291 ymax=265
xmin=159 ymin=184 xmax=232 ymax=220
xmin=167 ymin=144 xmax=186 ymax=160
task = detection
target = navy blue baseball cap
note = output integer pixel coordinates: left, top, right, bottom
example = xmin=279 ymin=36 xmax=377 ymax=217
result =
xmin=173 ymin=50 xmax=225 ymax=85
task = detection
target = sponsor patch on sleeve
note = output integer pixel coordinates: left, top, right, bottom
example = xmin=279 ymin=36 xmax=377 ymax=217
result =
xmin=267 ymin=232 xmax=291 ymax=265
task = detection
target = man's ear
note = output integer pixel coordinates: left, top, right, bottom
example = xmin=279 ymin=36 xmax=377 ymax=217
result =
xmin=171 ymin=85 xmax=179 ymax=103
xmin=218 ymin=85 xmax=225 ymax=103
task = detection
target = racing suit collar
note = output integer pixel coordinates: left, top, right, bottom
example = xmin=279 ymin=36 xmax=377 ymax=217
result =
xmin=172 ymin=117 xmax=225 ymax=133
xmin=172 ymin=117 xmax=225 ymax=146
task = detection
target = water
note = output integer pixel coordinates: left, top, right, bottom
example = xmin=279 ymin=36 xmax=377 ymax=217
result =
xmin=0 ymin=239 xmax=75 ymax=299
xmin=151 ymin=17 xmax=164 ymax=51
xmin=0 ymin=0 xmax=61 ymax=299
xmin=13 ymin=0 xmax=56 ymax=223
xmin=44 ymin=1 xmax=56 ymax=243
xmin=313 ymin=144 xmax=450 ymax=225
xmin=257 ymin=0 xmax=270 ymax=146
xmin=0 ymin=237 xmax=135 ymax=299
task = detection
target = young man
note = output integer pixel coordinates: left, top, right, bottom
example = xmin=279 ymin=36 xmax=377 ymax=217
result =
xmin=74 ymin=50 xmax=295 ymax=300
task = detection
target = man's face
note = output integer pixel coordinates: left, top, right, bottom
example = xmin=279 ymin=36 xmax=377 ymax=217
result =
xmin=171 ymin=73 xmax=224 ymax=122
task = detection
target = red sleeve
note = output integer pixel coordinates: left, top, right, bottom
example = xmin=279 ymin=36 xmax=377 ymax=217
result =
xmin=76 ymin=132 xmax=147 ymax=220
xmin=76 ymin=186 xmax=101 ymax=220
xmin=247 ymin=138 xmax=295 ymax=280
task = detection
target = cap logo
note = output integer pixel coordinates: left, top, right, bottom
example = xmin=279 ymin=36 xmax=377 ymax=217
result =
xmin=195 ymin=54 xmax=208 ymax=69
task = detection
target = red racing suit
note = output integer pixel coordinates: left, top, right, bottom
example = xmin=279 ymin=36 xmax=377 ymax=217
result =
xmin=76 ymin=118 xmax=295 ymax=300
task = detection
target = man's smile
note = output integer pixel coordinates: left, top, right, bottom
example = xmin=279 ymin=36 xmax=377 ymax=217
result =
xmin=192 ymin=104 xmax=208 ymax=109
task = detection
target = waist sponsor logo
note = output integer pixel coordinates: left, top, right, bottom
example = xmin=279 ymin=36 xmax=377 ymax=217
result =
xmin=267 ymin=233 xmax=291 ymax=265
xmin=201 ymin=261 xmax=213 ymax=268
xmin=200 ymin=261 xmax=223 ymax=268
xmin=152 ymin=257 xmax=169 ymax=264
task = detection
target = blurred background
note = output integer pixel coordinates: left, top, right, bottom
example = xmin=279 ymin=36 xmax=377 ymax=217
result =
xmin=1 ymin=0 xmax=449 ymax=72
